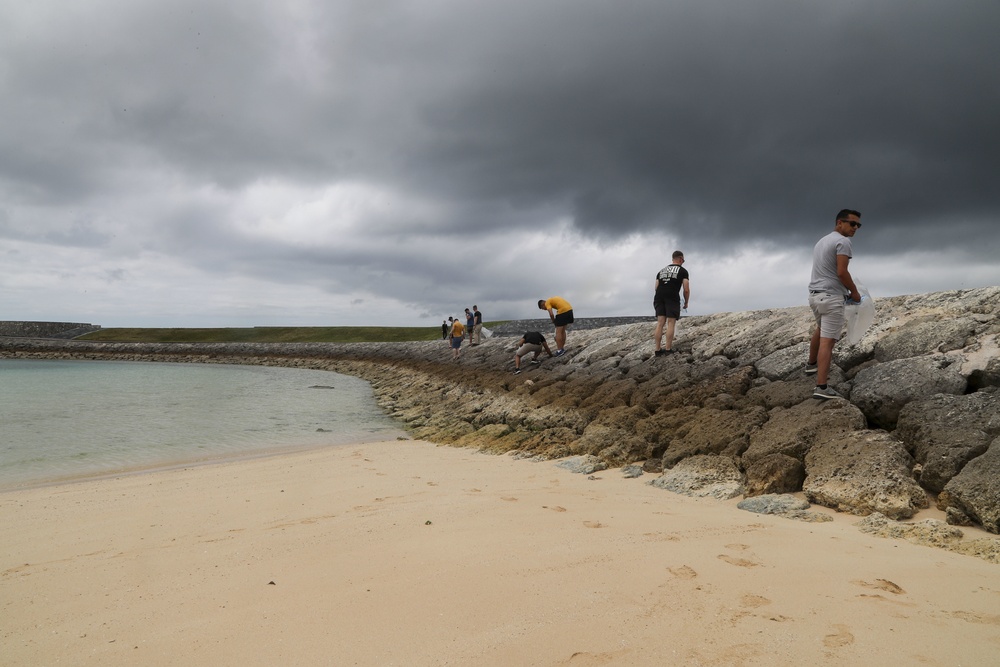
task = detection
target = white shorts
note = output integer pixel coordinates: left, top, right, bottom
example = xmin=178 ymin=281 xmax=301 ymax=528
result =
xmin=809 ymin=291 xmax=845 ymax=340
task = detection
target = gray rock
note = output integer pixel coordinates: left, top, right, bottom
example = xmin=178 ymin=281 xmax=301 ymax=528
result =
xmin=555 ymin=455 xmax=608 ymax=475
xmin=851 ymin=355 xmax=967 ymax=429
xmin=737 ymin=493 xmax=810 ymax=514
xmin=895 ymin=391 xmax=1000 ymax=492
xmin=743 ymin=453 xmax=806 ymax=496
xmin=754 ymin=342 xmax=811 ymax=381
xmin=621 ymin=464 xmax=644 ymax=478
xmin=939 ymin=437 xmax=1000 ymax=534
xmin=803 ymin=430 xmax=927 ymax=519
xmin=648 ymin=455 xmax=745 ymax=500
xmin=855 ymin=512 xmax=965 ymax=548
xmin=741 ymin=380 xmax=819 ymax=410
xmin=874 ymin=316 xmax=980 ymax=362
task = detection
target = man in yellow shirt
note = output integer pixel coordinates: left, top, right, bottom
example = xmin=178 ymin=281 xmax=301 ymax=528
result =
xmin=449 ymin=317 xmax=466 ymax=360
xmin=537 ymin=296 xmax=574 ymax=356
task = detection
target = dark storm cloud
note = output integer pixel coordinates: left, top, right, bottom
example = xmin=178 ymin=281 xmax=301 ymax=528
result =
xmin=8 ymin=1 xmax=998 ymax=245
xmin=362 ymin=0 xmax=1000 ymax=252
xmin=2 ymin=0 xmax=998 ymax=326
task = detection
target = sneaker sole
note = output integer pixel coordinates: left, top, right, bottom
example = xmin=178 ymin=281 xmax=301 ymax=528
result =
xmin=812 ymin=392 xmax=841 ymax=400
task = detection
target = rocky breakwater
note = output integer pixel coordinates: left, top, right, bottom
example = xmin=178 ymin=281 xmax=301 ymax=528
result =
xmin=2 ymin=287 xmax=999 ymax=555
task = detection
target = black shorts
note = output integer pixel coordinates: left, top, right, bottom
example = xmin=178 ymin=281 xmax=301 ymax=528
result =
xmin=654 ymin=299 xmax=681 ymax=319
xmin=553 ymin=310 xmax=574 ymax=327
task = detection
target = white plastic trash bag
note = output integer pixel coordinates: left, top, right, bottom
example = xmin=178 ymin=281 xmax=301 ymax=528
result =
xmin=481 ymin=327 xmax=493 ymax=339
xmin=844 ymin=280 xmax=875 ymax=345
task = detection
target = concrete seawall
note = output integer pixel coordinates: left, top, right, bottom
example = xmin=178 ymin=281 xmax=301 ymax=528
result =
xmin=0 ymin=321 xmax=101 ymax=339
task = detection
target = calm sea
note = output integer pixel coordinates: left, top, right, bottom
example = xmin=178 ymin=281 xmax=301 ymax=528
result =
xmin=0 ymin=358 xmax=406 ymax=491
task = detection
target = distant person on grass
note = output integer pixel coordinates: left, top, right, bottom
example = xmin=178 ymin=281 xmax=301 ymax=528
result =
xmin=449 ymin=316 xmax=466 ymax=361
xmin=512 ymin=331 xmax=553 ymax=375
xmin=653 ymin=251 xmax=690 ymax=356
xmin=441 ymin=320 xmax=448 ymax=340
xmin=806 ymin=209 xmax=862 ymax=400
xmin=537 ymin=296 xmax=573 ymax=356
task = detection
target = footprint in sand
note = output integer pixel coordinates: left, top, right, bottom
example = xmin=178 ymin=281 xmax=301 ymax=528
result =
xmin=823 ymin=624 xmax=855 ymax=648
xmin=501 ymin=496 xmax=518 ymax=502
xmin=717 ymin=554 xmax=760 ymax=568
xmin=854 ymin=579 xmax=906 ymax=595
xmin=583 ymin=521 xmax=604 ymax=528
xmin=740 ymin=594 xmax=771 ymax=609
xmin=947 ymin=610 xmax=1000 ymax=626
xmin=543 ymin=506 xmax=567 ymax=512
xmin=668 ymin=565 xmax=698 ymax=579
xmin=644 ymin=532 xmax=680 ymax=542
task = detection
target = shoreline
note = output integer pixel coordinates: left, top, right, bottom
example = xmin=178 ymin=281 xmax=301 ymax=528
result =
xmin=3 ymin=439 xmax=999 ymax=666
xmin=0 ymin=433 xmax=407 ymax=495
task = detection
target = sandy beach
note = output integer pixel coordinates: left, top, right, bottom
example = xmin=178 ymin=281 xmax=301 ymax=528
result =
xmin=2 ymin=439 xmax=998 ymax=666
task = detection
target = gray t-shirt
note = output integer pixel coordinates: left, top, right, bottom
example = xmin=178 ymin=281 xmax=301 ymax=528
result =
xmin=809 ymin=231 xmax=853 ymax=295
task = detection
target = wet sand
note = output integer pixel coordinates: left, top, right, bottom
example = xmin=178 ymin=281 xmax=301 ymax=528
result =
xmin=2 ymin=439 xmax=998 ymax=666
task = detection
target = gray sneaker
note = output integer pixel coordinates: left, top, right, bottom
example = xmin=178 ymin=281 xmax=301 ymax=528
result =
xmin=812 ymin=386 xmax=842 ymax=400
xmin=804 ymin=363 xmax=818 ymax=375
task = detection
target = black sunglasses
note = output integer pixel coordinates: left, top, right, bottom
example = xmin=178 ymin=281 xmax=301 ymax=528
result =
xmin=840 ymin=219 xmax=862 ymax=229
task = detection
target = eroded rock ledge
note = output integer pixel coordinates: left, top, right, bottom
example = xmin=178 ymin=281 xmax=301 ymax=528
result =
xmin=3 ymin=287 xmax=999 ymax=540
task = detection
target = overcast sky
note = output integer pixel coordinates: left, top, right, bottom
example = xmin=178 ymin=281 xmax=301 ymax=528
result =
xmin=2 ymin=1 xmax=998 ymax=328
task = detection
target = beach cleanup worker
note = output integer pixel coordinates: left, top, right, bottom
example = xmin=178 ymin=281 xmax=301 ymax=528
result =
xmin=513 ymin=331 xmax=554 ymax=374
xmin=449 ymin=316 xmax=466 ymax=360
xmin=652 ymin=250 xmax=690 ymax=357
xmin=806 ymin=209 xmax=862 ymax=400
xmin=537 ymin=296 xmax=573 ymax=356
xmin=472 ymin=305 xmax=483 ymax=345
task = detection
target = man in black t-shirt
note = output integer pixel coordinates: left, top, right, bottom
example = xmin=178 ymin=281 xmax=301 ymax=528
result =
xmin=513 ymin=331 xmax=553 ymax=374
xmin=472 ymin=305 xmax=483 ymax=345
xmin=653 ymin=250 xmax=690 ymax=356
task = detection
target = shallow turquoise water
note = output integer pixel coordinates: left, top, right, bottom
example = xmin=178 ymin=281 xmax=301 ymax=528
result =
xmin=0 ymin=359 xmax=406 ymax=490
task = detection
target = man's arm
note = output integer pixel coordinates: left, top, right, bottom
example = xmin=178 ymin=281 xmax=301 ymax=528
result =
xmin=541 ymin=340 xmax=553 ymax=356
xmin=682 ymin=279 xmax=690 ymax=308
xmin=837 ymin=255 xmax=860 ymax=302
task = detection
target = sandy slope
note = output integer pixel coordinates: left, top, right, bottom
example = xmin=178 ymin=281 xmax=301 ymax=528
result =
xmin=2 ymin=440 xmax=998 ymax=666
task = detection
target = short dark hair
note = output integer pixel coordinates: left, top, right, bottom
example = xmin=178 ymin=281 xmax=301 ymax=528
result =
xmin=672 ymin=250 xmax=684 ymax=259
xmin=836 ymin=209 xmax=861 ymax=221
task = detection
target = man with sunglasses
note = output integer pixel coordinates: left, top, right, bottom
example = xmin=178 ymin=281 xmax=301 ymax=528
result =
xmin=806 ymin=209 xmax=862 ymax=400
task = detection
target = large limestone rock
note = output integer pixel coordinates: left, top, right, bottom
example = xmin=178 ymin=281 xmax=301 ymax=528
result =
xmin=803 ymin=430 xmax=927 ymax=519
xmin=851 ymin=355 xmax=967 ymax=429
xmin=895 ymin=391 xmax=1000 ymax=493
xmin=938 ymin=437 xmax=1000 ymax=533
xmin=648 ymin=455 xmax=745 ymax=500
xmin=743 ymin=400 xmax=867 ymax=464
xmin=660 ymin=406 xmax=767 ymax=467
xmin=743 ymin=453 xmax=806 ymax=496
